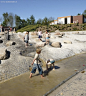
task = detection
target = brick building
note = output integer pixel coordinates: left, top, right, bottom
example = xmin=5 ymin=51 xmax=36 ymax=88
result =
xmin=50 ymin=15 xmax=86 ymax=25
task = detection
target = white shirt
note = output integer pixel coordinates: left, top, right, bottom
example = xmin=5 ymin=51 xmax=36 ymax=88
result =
xmin=34 ymin=53 xmax=40 ymax=64
xmin=38 ymin=31 xmax=42 ymax=36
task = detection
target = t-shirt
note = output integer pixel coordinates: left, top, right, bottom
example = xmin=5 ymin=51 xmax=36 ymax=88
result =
xmin=25 ymin=34 xmax=29 ymax=41
xmin=34 ymin=53 xmax=40 ymax=64
xmin=46 ymin=34 xmax=49 ymax=38
xmin=38 ymin=31 xmax=42 ymax=36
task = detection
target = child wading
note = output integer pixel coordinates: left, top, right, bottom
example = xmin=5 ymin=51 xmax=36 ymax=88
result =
xmin=29 ymin=48 xmax=44 ymax=78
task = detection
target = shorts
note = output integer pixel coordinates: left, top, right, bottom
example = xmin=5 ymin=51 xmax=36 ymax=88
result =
xmin=46 ymin=37 xmax=49 ymax=39
xmin=50 ymin=60 xmax=55 ymax=64
xmin=31 ymin=64 xmax=43 ymax=75
xmin=38 ymin=35 xmax=42 ymax=38
xmin=25 ymin=40 xmax=28 ymax=43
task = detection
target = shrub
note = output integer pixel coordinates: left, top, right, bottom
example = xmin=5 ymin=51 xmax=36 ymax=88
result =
xmin=73 ymin=27 xmax=77 ymax=31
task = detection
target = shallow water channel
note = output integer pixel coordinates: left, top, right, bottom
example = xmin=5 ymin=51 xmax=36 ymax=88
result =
xmin=0 ymin=53 xmax=86 ymax=96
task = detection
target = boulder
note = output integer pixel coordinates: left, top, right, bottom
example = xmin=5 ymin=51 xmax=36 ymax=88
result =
xmin=74 ymin=32 xmax=79 ymax=34
xmin=55 ymin=30 xmax=60 ymax=33
xmin=0 ymin=32 xmax=4 ymax=35
xmin=50 ymin=36 xmax=56 ymax=39
xmin=51 ymin=42 xmax=61 ymax=48
xmin=64 ymin=40 xmax=72 ymax=44
xmin=61 ymin=33 xmax=65 ymax=36
xmin=36 ymin=42 xmax=46 ymax=48
xmin=42 ymin=33 xmax=46 ymax=38
xmin=58 ymin=35 xmax=62 ymax=38
xmin=55 ymin=32 xmax=61 ymax=35
xmin=31 ymin=32 xmax=37 ymax=35
xmin=35 ymin=38 xmax=41 ymax=42
xmin=6 ymin=41 xmax=16 ymax=46
xmin=0 ymin=48 xmax=8 ymax=60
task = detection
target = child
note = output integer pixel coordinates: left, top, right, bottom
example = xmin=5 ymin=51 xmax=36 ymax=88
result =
xmin=23 ymin=31 xmax=29 ymax=47
xmin=45 ymin=30 xmax=50 ymax=44
xmin=46 ymin=59 xmax=55 ymax=71
xmin=38 ymin=29 xmax=42 ymax=41
xmin=29 ymin=48 xmax=44 ymax=78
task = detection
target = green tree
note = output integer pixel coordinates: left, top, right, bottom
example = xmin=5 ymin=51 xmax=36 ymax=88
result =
xmin=1 ymin=21 xmax=7 ymax=26
xmin=37 ymin=18 xmax=42 ymax=24
xmin=0 ymin=17 xmax=2 ymax=24
xmin=42 ymin=17 xmax=49 ymax=25
xmin=20 ymin=19 xmax=27 ymax=27
xmin=48 ymin=17 xmax=54 ymax=23
xmin=8 ymin=13 xmax=14 ymax=27
xmin=77 ymin=13 xmax=81 ymax=15
xmin=15 ymin=14 xmax=21 ymax=29
xmin=82 ymin=10 xmax=86 ymax=16
xmin=2 ymin=12 xmax=9 ymax=26
xmin=30 ymin=15 xmax=35 ymax=25
xmin=27 ymin=18 xmax=31 ymax=25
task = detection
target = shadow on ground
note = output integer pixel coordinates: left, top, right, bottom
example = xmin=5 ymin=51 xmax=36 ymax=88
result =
xmin=43 ymin=66 xmax=60 ymax=77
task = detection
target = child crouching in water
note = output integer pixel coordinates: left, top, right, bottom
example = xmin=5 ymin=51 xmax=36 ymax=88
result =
xmin=29 ymin=48 xmax=44 ymax=78
xmin=46 ymin=59 xmax=55 ymax=71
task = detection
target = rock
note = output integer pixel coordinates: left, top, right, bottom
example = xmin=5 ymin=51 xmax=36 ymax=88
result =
xmin=58 ymin=35 xmax=62 ymax=38
xmin=42 ymin=33 xmax=46 ymax=38
xmin=6 ymin=41 xmax=16 ymax=46
xmin=0 ymin=32 xmax=4 ymax=35
xmin=50 ymin=36 xmax=56 ymax=39
xmin=55 ymin=30 xmax=60 ymax=33
xmin=61 ymin=33 xmax=65 ymax=36
xmin=41 ymin=38 xmax=46 ymax=42
xmin=31 ymin=32 xmax=37 ymax=35
xmin=55 ymin=32 xmax=61 ymax=35
xmin=75 ymin=32 xmax=79 ymax=34
xmin=31 ymin=32 xmax=34 ymax=35
xmin=0 ymin=40 xmax=3 ymax=43
xmin=27 ymin=52 xmax=35 ymax=57
xmin=35 ymin=38 xmax=41 ymax=42
xmin=0 ymin=48 xmax=8 ymax=60
xmin=31 ymin=35 xmax=38 ymax=38
xmin=64 ymin=40 xmax=72 ymax=44
xmin=36 ymin=42 xmax=46 ymax=48
xmin=51 ymin=42 xmax=61 ymax=48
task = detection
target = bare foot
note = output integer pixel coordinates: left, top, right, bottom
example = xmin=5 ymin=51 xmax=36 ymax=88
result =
xmin=29 ymin=76 xmax=32 ymax=78
xmin=41 ymin=75 xmax=44 ymax=78
xmin=53 ymin=68 xmax=55 ymax=70
xmin=29 ymin=73 xmax=32 ymax=78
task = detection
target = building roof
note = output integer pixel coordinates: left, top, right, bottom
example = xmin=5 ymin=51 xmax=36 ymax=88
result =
xmin=58 ymin=16 xmax=71 ymax=19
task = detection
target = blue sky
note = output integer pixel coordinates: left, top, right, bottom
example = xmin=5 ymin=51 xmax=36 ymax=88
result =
xmin=0 ymin=0 xmax=86 ymax=23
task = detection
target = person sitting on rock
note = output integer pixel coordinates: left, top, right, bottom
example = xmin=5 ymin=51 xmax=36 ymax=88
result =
xmin=46 ymin=59 xmax=55 ymax=71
